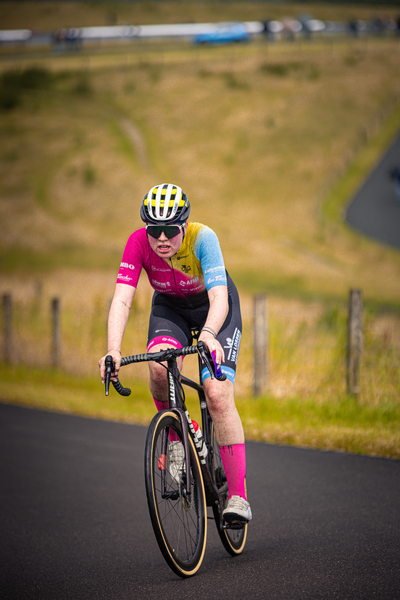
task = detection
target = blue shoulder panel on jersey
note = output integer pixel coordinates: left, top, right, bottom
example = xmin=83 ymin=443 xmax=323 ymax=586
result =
xmin=193 ymin=225 xmax=227 ymax=290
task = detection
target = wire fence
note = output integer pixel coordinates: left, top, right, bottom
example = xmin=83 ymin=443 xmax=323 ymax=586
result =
xmin=1 ymin=287 xmax=399 ymax=405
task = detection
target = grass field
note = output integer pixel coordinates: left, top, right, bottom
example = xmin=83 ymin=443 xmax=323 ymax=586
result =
xmin=0 ymin=363 xmax=398 ymax=458
xmin=0 ymin=2 xmax=399 ymax=457
xmin=2 ymin=38 xmax=400 ymax=299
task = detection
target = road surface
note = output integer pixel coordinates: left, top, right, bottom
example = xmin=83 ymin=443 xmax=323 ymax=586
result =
xmin=1 ymin=403 xmax=399 ymax=600
xmin=345 ymin=130 xmax=400 ymax=249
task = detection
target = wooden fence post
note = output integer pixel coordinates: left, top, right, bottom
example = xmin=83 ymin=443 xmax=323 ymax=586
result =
xmin=51 ymin=297 xmax=61 ymax=369
xmin=3 ymin=293 xmax=12 ymax=363
xmin=253 ymin=294 xmax=268 ymax=396
xmin=347 ymin=289 xmax=363 ymax=396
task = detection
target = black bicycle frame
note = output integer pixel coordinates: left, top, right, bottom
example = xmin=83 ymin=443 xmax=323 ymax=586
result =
xmin=107 ymin=344 xmax=222 ymax=509
xmin=168 ymin=358 xmax=219 ymax=506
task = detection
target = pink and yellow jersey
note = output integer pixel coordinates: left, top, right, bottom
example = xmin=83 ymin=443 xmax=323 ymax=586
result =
xmin=117 ymin=222 xmax=227 ymax=306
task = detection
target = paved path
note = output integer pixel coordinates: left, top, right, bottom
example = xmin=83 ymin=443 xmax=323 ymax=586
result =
xmin=345 ymin=130 xmax=400 ymax=249
xmin=1 ymin=403 xmax=399 ymax=600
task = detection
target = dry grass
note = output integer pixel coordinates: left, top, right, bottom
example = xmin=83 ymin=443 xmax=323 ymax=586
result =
xmin=1 ymin=38 xmax=400 ymax=303
xmin=0 ymin=6 xmax=400 ymax=422
xmin=1 ymin=275 xmax=399 ymax=407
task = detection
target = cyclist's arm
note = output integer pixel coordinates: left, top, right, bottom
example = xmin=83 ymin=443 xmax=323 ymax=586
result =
xmin=99 ymin=283 xmax=136 ymax=383
xmin=198 ymin=284 xmax=228 ymax=365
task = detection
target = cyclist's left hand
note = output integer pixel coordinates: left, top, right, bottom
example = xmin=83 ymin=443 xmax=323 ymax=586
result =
xmin=99 ymin=350 xmax=121 ymax=384
xmin=198 ymin=332 xmax=225 ymax=366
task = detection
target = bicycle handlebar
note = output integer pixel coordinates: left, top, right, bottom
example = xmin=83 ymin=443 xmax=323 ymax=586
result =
xmin=104 ymin=341 xmax=226 ymax=397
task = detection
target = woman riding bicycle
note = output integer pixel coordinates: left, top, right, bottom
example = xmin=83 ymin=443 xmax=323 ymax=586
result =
xmin=99 ymin=183 xmax=252 ymax=524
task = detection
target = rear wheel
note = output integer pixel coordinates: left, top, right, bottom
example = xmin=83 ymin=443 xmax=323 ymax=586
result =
xmin=210 ymin=424 xmax=247 ymax=555
xmin=144 ymin=410 xmax=207 ymax=577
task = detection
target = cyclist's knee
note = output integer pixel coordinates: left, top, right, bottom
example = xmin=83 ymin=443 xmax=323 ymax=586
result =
xmin=149 ymin=361 xmax=167 ymax=388
xmin=148 ymin=344 xmax=183 ymax=390
xmin=204 ymin=380 xmax=234 ymax=416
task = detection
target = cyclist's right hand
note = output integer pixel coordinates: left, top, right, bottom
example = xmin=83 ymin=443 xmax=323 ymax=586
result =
xmin=99 ymin=350 xmax=121 ymax=384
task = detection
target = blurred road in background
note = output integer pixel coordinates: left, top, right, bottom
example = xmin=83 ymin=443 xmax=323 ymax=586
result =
xmin=346 ymin=130 xmax=400 ymax=249
xmin=1 ymin=403 xmax=400 ymax=600
xmin=0 ymin=15 xmax=399 ymax=49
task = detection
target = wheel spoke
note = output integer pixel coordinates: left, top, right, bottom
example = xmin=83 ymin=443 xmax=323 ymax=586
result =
xmin=145 ymin=412 xmax=207 ymax=576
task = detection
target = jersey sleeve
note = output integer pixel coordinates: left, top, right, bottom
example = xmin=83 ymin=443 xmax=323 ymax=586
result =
xmin=116 ymin=229 xmax=146 ymax=288
xmin=193 ymin=225 xmax=227 ymax=290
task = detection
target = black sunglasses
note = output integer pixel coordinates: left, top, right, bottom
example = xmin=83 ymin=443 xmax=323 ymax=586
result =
xmin=146 ymin=224 xmax=183 ymax=239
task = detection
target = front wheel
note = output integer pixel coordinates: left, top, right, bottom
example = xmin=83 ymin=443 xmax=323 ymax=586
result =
xmin=144 ymin=410 xmax=207 ymax=577
xmin=210 ymin=424 xmax=247 ymax=555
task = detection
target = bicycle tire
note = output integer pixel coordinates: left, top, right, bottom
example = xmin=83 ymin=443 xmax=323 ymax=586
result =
xmin=144 ymin=410 xmax=207 ymax=578
xmin=210 ymin=424 xmax=247 ymax=555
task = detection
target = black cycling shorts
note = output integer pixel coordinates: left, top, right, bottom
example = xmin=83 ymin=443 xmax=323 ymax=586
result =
xmin=147 ymin=272 xmax=242 ymax=385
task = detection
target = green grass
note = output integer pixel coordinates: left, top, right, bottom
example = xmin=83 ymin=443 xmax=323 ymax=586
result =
xmin=237 ymin=395 xmax=400 ymax=458
xmin=1 ymin=363 xmax=398 ymax=458
xmin=1 ymin=3 xmax=400 ymax=458
xmin=323 ymin=103 xmax=400 ymax=228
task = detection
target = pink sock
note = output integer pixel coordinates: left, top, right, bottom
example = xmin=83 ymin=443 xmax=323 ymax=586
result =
xmin=219 ymin=443 xmax=247 ymax=500
xmin=153 ymin=397 xmax=168 ymax=412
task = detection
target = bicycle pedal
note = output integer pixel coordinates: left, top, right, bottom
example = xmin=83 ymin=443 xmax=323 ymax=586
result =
xmin=223 ymin=520 xmax=245 ymax=530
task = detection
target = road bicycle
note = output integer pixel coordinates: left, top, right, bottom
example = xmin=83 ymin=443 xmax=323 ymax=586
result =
xmin=104 ymin=339 xmax=248 ymax=577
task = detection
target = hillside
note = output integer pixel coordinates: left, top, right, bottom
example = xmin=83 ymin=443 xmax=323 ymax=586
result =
xmin=0 ymin=3 xmax=399 ymax=452
xmin=1 ymin=31 xmax=400 ymax=305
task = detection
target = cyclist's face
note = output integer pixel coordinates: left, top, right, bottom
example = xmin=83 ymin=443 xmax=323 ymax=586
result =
xmin=147 ymin=223 xmax=187 ymax=259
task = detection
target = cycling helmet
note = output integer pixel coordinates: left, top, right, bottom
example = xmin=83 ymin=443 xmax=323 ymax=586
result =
xmin=140 ymin=183 xmax=191 ymax=225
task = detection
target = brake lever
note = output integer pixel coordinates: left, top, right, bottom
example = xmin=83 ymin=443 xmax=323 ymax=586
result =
xmin=105 ymin=355 xmax=114 ymax=396
xmin=211 ymin=349 xmax=227 ymax=381
xmin=197 ymin=341 xmax=227 ymax=381
xmin=197 ymin=341 xmax=214 ymax=380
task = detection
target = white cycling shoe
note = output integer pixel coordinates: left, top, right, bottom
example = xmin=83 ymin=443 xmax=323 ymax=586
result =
xmin=168 ymin=441 xmax=185 ymax=484
xmin=223 ymin=495 xmax=252 ymax=524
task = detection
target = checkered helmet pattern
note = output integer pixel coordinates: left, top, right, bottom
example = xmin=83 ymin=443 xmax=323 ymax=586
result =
xmin=140 ymin=183 xmax=191 ymax=224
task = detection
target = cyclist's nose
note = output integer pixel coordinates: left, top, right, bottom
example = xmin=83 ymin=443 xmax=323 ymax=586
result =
xmin=158 ymin=231 xmax=168 ymax=241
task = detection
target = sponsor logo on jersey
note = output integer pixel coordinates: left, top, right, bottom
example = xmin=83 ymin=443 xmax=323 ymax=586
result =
xmin=117 ymin=274 xmax=133 ymax=282
xmin=151 ymin=279 xmax=171 ymax=288
xmin=204 ymin=266 xmax=224 ymax=275
xmin=179 ymin=277 xmax=200 ymax=287
xmin=224 ymin=328 xmax=241 ymax=365
xmin=151 ymin=266 xmax=170 ymax=272
xmin=120 ymin=262 xmax=135 ymax=270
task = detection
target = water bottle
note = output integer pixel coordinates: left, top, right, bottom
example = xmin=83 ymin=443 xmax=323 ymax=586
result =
xmin=189 ymin=417 xmax=208 ymax=462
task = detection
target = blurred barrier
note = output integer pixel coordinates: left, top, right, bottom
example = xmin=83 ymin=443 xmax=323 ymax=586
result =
xmin=0 ymin=17 xmax=399 ymax=49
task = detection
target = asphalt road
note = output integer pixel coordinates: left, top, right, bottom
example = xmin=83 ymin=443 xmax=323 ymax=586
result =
xmin=345 ymin=130 xmax=400 ymax=249
xmin=1 ymin=403 xmax=399 ymax=600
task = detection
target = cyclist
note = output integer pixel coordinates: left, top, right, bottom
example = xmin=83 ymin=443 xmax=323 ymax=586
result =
xmin=99 ymin=183 xmax=252 ymax=524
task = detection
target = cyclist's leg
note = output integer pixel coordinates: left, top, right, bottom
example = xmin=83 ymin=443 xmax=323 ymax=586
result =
xmin=201 ymin=276 xmax=251 ymax=521
xmin=210 ymin=422 xmax=248 ymax=554
xmin=145 ymin=298 xmax=207 ymax=534
xmin=203 ymin=378 xmax=247 ymax=498
xmin=146 ymin=295 xmax=192 ymax=407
